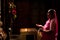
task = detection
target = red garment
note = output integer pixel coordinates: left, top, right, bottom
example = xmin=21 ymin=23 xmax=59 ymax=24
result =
xmin=41 ymin=19 xmax=56 ymax=40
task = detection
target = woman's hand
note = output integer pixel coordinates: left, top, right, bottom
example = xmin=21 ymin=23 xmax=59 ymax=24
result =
xmin=36 ymin=24 xmax=43 ymax=28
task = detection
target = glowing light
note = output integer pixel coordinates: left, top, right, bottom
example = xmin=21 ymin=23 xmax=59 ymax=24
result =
xmin=25 ymin=28 xmax=27 ymax=31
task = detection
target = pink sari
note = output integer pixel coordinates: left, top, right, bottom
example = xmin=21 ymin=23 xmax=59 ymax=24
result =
xmin=55 ymin=12 xmax=58 ymax=40
xmin=41 ymin=12 xmax=58 ymax=40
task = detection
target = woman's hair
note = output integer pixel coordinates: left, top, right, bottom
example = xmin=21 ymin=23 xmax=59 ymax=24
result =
xmin=47 ymin=9 xmax=56 ymax=18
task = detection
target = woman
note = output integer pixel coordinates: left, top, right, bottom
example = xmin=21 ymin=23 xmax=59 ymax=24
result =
xmin=36 ymin=9 xmax=58 ymax=40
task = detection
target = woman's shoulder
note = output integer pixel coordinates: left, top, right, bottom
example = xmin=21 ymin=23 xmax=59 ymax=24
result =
xmin=46 ymin=19 xmax=50 ymax=23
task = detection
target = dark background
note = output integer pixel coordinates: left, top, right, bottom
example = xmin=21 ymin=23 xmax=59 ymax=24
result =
xmin=1 ymin=0 xmax=60 ymax=37
xmin=1 ymin=0 xmax=60 ymax=28
xmin=14 ymin=0 xmax=59 ymax=28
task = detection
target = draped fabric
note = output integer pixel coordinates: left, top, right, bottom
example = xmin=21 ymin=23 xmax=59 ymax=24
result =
xmin=41 ymin=10 xmax=58 ymax=40
xmin=43 ymin=19 xmax=50 ymax=30
xmin=54 ymin=11 xmax=58 ymax=40
xmin=41 ymin=19 xmax=55 ymax=40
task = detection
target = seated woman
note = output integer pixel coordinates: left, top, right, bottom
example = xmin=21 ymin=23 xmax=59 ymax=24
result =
xmin=36 ymin=9 xmax=58 ymax=40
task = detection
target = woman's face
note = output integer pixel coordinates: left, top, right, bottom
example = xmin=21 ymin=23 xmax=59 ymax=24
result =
xmin=47 ymin=13 xmax=51 ymax=19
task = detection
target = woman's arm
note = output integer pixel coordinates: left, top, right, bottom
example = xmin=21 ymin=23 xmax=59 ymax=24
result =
xmin=36 ymin=24 xmax=43 ymax=28
xmin=36 ymin=24 xmax=51 ymax=32
xmin=43 ymin=19 xmax=56 ymax=32
xmin=43 ymin=30 xmax=51 ymax=32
